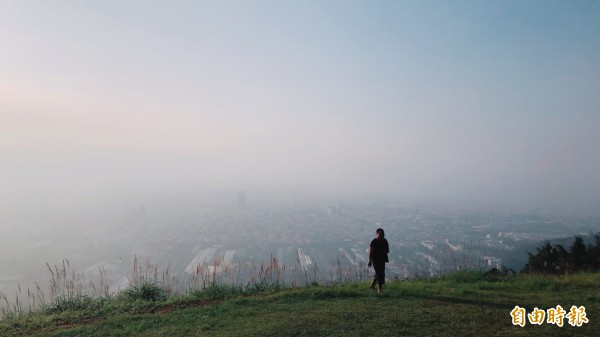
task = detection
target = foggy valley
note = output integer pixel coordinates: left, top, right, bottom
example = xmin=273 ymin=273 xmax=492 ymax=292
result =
xmin=2 ymin=1 xmax=600 ymax=323
xmin=2 ymin=190 xmax=599 ymax=307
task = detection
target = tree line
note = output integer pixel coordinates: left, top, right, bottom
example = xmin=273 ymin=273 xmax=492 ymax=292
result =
xmin=522 ymin=233 xmax=600 ymax=274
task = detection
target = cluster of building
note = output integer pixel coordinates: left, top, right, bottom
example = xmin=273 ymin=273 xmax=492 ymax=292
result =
xmin=2 ymin=197 xmax=598 ymax=300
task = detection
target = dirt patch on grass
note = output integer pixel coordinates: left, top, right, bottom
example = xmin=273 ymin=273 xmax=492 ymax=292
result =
xmin=154 ymin=299 xmax=218 ymax=314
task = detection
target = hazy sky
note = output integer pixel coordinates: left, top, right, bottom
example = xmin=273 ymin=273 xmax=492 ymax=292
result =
xmin=1 ymin=1 xmax=599 ymax=214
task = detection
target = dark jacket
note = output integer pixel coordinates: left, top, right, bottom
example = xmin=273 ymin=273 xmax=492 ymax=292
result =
xmin=369 ymin=238 xmax=389 ymax=263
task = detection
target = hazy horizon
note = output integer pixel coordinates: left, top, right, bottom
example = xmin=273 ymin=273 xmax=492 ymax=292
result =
xmin=2 ymin=1 xmax=600 ymax=217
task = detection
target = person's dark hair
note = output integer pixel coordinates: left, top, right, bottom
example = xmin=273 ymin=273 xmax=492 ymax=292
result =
xmin=376 ymin=228 xmax=385 ymax=238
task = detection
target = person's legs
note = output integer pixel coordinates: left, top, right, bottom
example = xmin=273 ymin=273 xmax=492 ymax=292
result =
xmin=369 ymin=278 xmax=377 ymax=289
xmin=373 ymin=262 xmax=385 ymax=292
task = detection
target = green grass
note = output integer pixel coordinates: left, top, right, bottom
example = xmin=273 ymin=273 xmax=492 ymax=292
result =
xmin=1 ymin=272 xmax=599 ymax=337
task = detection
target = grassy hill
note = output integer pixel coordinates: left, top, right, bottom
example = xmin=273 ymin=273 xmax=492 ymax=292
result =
xmin=1 ymin=272 xmax=598 ymax=337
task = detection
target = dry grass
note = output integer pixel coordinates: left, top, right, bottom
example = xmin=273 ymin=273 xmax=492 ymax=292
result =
xmin=0 ymin=252 xmax=375 ymax=320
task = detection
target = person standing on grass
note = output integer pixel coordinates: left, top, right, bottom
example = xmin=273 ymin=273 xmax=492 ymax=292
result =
xmin=368 ymin=228 xmax=389 ymax=293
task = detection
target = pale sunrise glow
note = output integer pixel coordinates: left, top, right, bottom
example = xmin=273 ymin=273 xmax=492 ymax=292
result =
xmin=1 ymin=1 xmax=599 ymax=213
